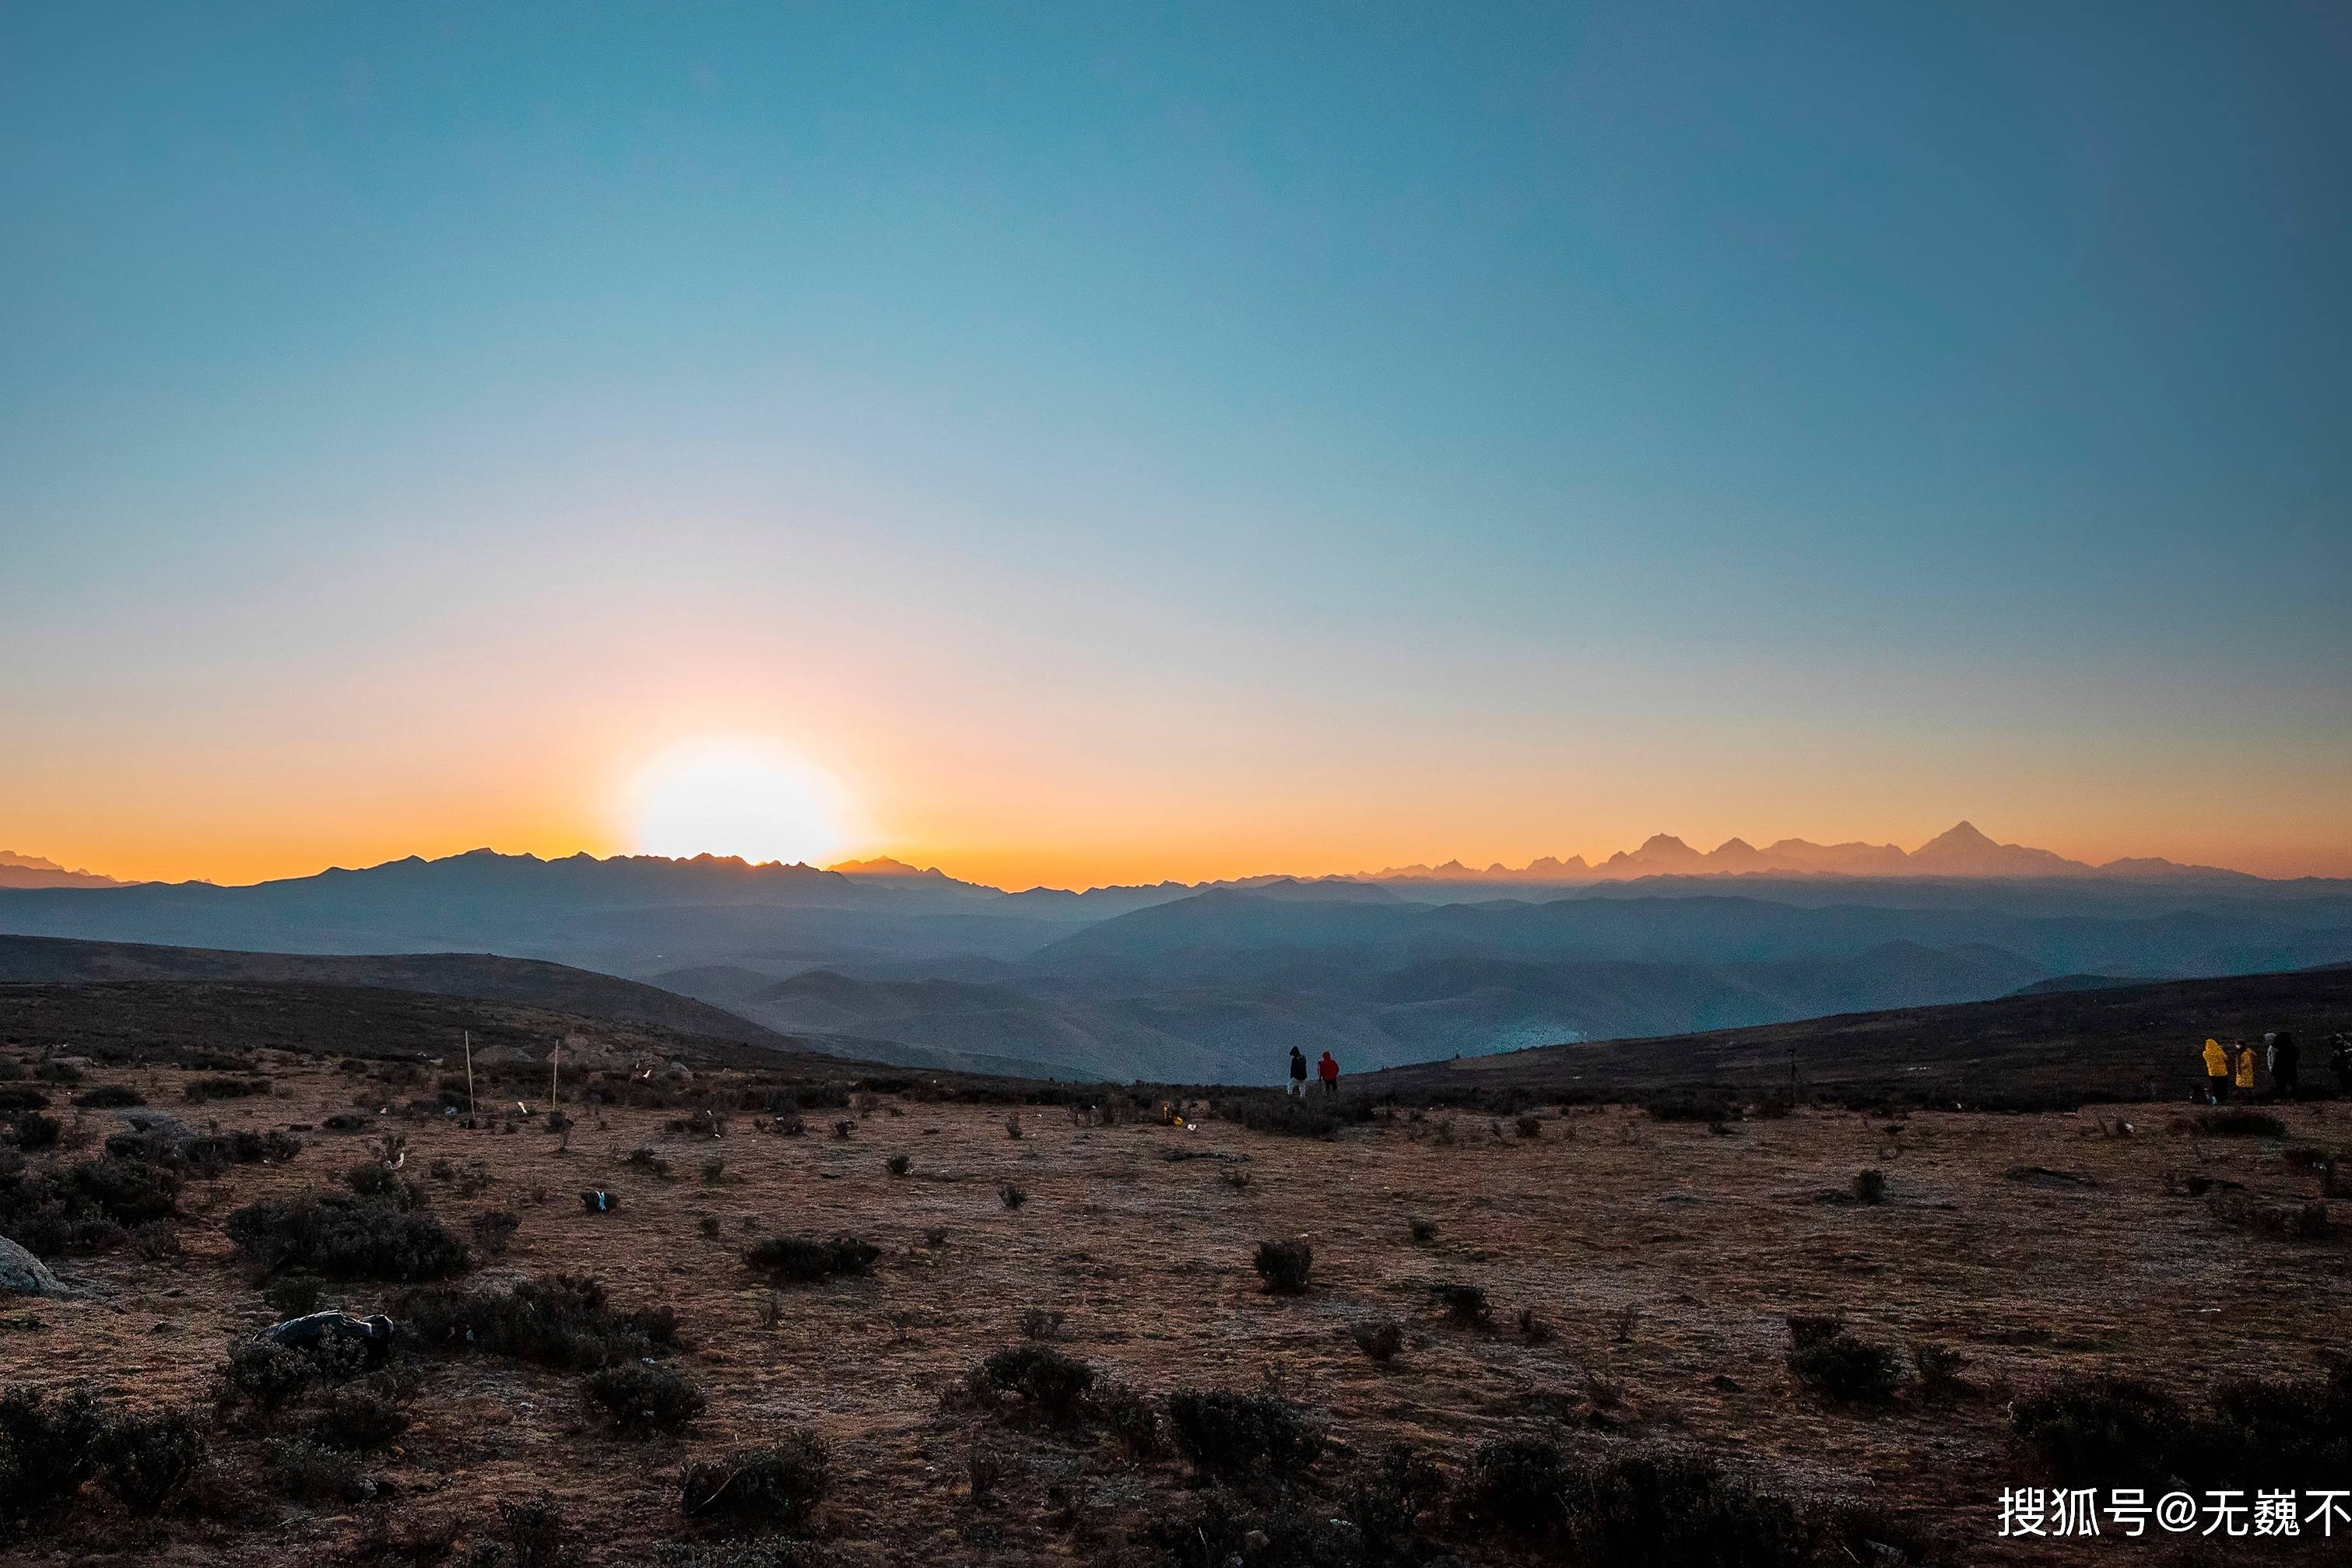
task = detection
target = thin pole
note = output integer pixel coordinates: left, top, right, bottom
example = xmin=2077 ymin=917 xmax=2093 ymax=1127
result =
xmin=549 ymin=1040 xmax=560 ymax=1108
xmin=464 ymin=1030 xmax=476 ymax=1118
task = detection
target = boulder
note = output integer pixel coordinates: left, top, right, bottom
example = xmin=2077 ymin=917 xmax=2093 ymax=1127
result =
xmin=0 ymin=1237 xmax=73 ymax=1299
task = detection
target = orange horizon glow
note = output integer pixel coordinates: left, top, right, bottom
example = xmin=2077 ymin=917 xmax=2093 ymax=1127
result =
xmin=21 ymin=816 xmax=2352 ymax=893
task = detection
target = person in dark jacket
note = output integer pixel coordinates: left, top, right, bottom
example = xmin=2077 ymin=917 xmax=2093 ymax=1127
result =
xmin=1287 ymin=1046 xmax=1308 ymax=1099
xmin=2273 ymin=1030 xmax=2300 ymax=1097
xmin=1318 ymin=1050 xmax=1339 ymax=1096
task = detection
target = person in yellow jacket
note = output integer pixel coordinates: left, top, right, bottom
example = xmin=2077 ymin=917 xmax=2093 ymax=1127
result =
xmin=2203 ymin=1038 xmax=2231 ymax=1103
xmin=2235 ymin=1042 xmax=2258 ymax=1094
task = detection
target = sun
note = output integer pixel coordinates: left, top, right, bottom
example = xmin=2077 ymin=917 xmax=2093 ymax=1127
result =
xmin=626 ymin=738 xmax=851 ymax=866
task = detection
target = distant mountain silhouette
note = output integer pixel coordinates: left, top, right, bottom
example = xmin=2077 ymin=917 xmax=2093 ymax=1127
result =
xmin=1370 ymin=822 xmax=2250 ymax=883
xmin=0 ymin=850 xmax=128 ymax=889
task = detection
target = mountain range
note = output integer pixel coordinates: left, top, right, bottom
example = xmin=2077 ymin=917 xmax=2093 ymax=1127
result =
xmin=2 ymin=826 xmax=2346 ymax=1084
xmin=1371 ymin=821 xmax=2247 ymax=884
xmin=0 ymin=850 xmax=128 ymax=890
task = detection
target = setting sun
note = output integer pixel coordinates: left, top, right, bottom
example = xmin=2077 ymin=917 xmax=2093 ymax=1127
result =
xmin=625 ymin=738 xmax=851 ymax=866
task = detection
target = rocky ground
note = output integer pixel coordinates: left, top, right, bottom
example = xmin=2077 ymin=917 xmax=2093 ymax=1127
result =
xmin=4 ymin=1048 xmax=2349 ymax=1565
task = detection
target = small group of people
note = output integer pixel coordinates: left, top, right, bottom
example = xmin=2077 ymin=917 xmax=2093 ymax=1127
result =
xmin=2199 ymin=1030 xmax=2351 ymax=1103
xmin=1287 ymin=1045 xmax=1339 ymax=1096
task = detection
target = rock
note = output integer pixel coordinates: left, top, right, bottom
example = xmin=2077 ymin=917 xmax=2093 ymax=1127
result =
xmin=0 ymin=1237 xmax=75 ymax=1299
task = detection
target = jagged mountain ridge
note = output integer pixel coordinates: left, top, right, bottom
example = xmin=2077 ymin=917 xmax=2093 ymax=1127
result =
xmin=1371 ymin=821 xmax=2246 ymax=883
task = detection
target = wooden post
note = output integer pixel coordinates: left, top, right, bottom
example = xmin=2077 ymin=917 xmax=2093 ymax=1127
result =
xmin=464 ymin=1030 xmax=476 ymax=1118
xmin=549 ymin=1040 xmax=560 ymax=1108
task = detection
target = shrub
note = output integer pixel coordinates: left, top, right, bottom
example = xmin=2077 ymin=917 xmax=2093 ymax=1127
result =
xmin=344 ymin=1161 xmax=420 ymax=1203
xmin=226 ymin=1191 xmax=471 ymax=1281
xmin=220 ymin=1337 xmax=331 ymax=1412
xmin=129 ymin=1217 xmax=181 ymax=1261
xmin=184 ymin=1077 xmax=272 ymax=1103
xmin=624 ymin=1147 xmax=672 ymax=1178
xmin=0 ymin=1384 xmax=107 ymax=1521
xmin=1436 ymin=1282 xmax=1490 ymax=1327
xmin=1352 ymin=1443 xmax=1448 ymax=1563
xmin=267 ymin=1275 xmax=326 ymax=1317
xmin=470 ymin=1209 xmax=521 ymax=1255
xmin=1566 ymin=1451 xmax=1813 ymax=1566
xmin=2010 ymin=1373 xmax=2194 ymax=1485
xmin=1785 ymin=1315 xmax=1901 ymax=1404
xmin=1352 ymin=1320 xmax=1404 ymax=1363
xmin=742 ymin=1234 xmax=878 ymax=1284
xmin=227 ymin=1128 xmax=302 ymax=1163
xmin=311 ymin=1382 xmax=409 ymax=1450
xmin=1852 ymin=1169 xmax=1887 ymax=1205
xmin=99 ymin=1407 xmax=207 ymax=1515
xmin=68 ymin=1155 xmax=181 ymax=1222
xmin=969 ymin=1345 xmax=1095 ymax=1422
xmin=701 ymin=1157 xmax=725 ymax=1185
xmin=1913 ymin=1342 xmax=1968 ymax=1399
xmin=490 ymin=1492 xmax=573 ymax=1568
xmin=1144 ymin=1489 xmax=1360 ymax=1566
xmin=0 ymin=1089 xmax=50 ymax=1112
xmin=12 ymin=1113 xmax=61 ymax=1151
xmin=2197 ymin=1109 xmax=2287 ymax=1138
xmin=1018 ymin=1307 xmax=1065 ymax=1341
xmin=1408 ymin=1216 xmax=1438 ymax=1244
xmin=1221 ymin=1096 xmax=1343 ymax=1138
xmin=1253 ymin=1237 xmax=1313 ymax=1295
xmin=966 ymin=1443 xmax=1009 ymax=1507
xmin=264 ymin=1436 xmax=375 ymax=1502
xmin=886 ymin=1154 xmax=911 ymax=1177
xmin=999 ymin=1182 xmax=1027 ymax=1209
xmin=1092 ymin=1380 xmax=1162 ymax=1460
xmin=679 ymin=1432 xmax=830 ymax=1531
xmin=399 ymin=1273 xmax=679 ymax=1369
xmin=586 ymin=1363 xmax=705 ymax=1434
xmin=1458 ymin=1435 xmax=1570 ymax=1535
xmin=1164 ymin=1388 xmax=1322 ymax=1479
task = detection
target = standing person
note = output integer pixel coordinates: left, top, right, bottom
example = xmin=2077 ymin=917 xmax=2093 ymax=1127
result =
xmin=2203 ymin=1038 xmax=2231 ymax=1103
xmin=1287 ymin=1046 xmax=1308 ymax=1099
xmin=2235 ymin=1041 xmax=2258 ymax=1096
xmin=2329 ymin=1034 xmax=2352 ymax=1096
xmin=2273 ymin=1031 xmax=2301 ymax=1098
xmin=1317 ymin=1050 xmax=1339 ymax=1096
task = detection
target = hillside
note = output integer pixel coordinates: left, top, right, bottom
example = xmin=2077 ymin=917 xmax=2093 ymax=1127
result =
xmin=1367 ymin=963 xmax=2352 ymax=1106
xmin=0 ymin=935 xmax=799 ymax=1053
xmin=0 ymin=980 xmax=844 ymax=1071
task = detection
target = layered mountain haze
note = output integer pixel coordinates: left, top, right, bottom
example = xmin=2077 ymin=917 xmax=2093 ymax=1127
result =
xmin=0 ymin=850 xmax=129 ymax=889
xmin=4 ymin=825 xmax=2347 ymax=1083
xmin=1376 ymin=821 xmax=2244 ymax=883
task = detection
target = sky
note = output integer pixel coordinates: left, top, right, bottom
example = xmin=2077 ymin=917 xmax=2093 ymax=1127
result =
xmin=5 ymin=2 xmax=2350 ymax=889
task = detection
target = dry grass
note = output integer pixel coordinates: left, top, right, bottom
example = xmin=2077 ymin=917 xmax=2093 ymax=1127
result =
xmin=5 ymin=1052 xmax=2350 ymax=1564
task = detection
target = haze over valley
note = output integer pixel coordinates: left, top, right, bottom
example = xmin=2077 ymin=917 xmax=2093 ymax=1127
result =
xmin=7 ymin=823 xmax=2347 ymax=1084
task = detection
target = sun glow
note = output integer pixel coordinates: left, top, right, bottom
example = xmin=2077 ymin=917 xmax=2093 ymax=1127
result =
xmin=626 ymin=738 xmax=851 ymax=866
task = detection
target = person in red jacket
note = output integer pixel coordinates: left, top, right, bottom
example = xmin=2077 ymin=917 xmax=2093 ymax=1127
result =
xmin=1317 ymin=1051 xmax=1339 ymax=1096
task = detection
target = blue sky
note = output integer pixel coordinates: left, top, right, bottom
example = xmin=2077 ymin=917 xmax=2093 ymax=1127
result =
xmin=5 ymin=3 xmax=2348 ymax=883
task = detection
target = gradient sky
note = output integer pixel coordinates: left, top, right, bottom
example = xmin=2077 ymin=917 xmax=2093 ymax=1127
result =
xmin=5 ymin=3 xmax=2350 ymax=888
